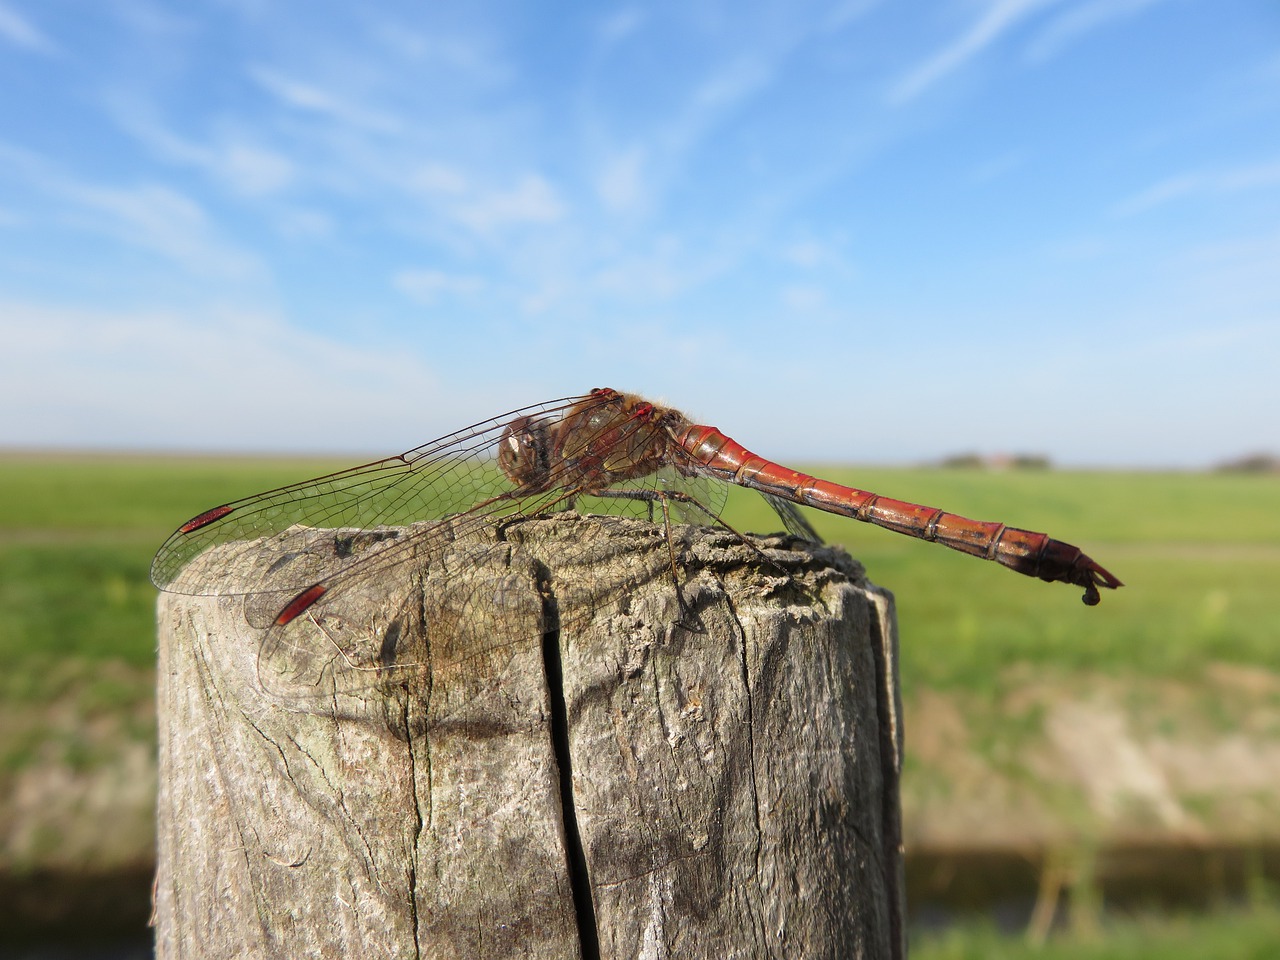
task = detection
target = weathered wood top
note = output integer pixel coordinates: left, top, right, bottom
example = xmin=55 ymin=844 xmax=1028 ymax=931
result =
xmin=154 ymin=514 xmax=904 ymax=959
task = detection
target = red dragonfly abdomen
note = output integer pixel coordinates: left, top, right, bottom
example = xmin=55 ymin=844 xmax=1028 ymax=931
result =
xmin=676 ymin=424 xmax=1122 ymax=605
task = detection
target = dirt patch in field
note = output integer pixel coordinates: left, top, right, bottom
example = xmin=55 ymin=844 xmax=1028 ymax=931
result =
xmin=0 ymin=659 xmax=155 ymax=874
xmin=902 ymin=663 xmax=1280 ymax=850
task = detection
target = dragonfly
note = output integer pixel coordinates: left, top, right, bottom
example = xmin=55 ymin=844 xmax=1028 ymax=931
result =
xmin=152 ymin=388 xmax=1121 ymax=697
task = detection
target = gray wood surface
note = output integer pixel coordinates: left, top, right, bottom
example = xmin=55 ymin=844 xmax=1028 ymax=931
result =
xmin=155 ymin=514 xmax=905 ymax=959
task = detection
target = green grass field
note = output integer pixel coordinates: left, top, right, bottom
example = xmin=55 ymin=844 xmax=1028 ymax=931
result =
xmin=1 ymin=452 xmax=1277 ymax=954
xmin=2 ymin=452 xmax=1278 ymax=712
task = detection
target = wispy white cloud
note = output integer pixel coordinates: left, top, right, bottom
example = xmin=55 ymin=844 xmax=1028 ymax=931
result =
xmin=889 ymin=0 xmax=1178 ymax=103
xmin=595 ymin=148 xmax=648 ymax=215
xmin=780 ymin=284 xmax=827 ymax=311
xmin=581 ymin=225 xmax=751 ymax=307
xmin=411 ymin=163 xmax=470 ymax=196
xmin=591 ymin=247 xmax=688 ymax=300
xmin=274 ymin=206 xmax=333 ymax=239
xmin=692 ymin=56 xmax=776 ymax=111
xmin=578 ymin=6 xmax=875 ymax=228
xmin=597 ymin=7 xmax=645 ymax=46
xmin=1026 ymin=0 xmax=1172 ymax=62
xmin=968 ymin=150 xmax=1027 ymax=184
xmin=823 ymin=0 xmax=882 ymax=31
xmin=112 ymin=0 xmax=196 ymax=40
xmin=366 ymin=19 xmax=509 ymax=87
xmin=249 ymin=66 xmax=404 ymax=134
xmin=0 ymin=1 xmax=56 ymax=54
xmin=888 ymin=0 xmax=1066 ymax=104
xmin=64 ymin=181 xmax=261 ymax=278
xmin=0 ymin=141 xmax=261 ymax=278
xmin=413 ymin=169 xmax=567 ymax=235
xmin=108 ymin=98 xmax=296 ymax=197
xmin=782 ymin=240 xmax=827 ymax=268
xmin=393 ymin=268 xmax=484 ymax=305
xmin=1113 ymin=160 xmax=1280 ymax=216
xmin=1111 ymin=174 xmax=1199 ymax=216
xmin=1216 ymin=161 xmax=1280 ymax=192
xmin=219 ymin=143 xmax=295 ymax=196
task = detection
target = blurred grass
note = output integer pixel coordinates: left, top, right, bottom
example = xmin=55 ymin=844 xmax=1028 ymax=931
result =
xmin=0 ymin=454 xmax=343 ymax=703
xmin=912 ymin=900 xmax=1280 ymax=959
xmin=0 ymin=452 xmax=349 ymax=531
xmin=2 ymin=454 xmax=1278 ymax=697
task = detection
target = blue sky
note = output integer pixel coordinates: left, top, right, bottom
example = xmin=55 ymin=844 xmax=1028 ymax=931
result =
xmin=1 ymin=0 xmax=1277 ymax=466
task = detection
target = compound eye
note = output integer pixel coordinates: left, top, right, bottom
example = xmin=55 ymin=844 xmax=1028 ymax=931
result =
xmin=498 ymin=416 xmax=551 ymax=490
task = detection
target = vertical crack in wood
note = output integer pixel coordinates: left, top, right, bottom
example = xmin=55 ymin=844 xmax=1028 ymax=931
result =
xmin=867 ymin=588 xmax=907 ymax=960
xmin=541 ymin=621 xmax=601 ymax=960
xmin=404 ymin=700 xmax=424 ymax=960
xmin=405 ymin=581 xmax=428 ymax=959
xmin=725 ymin=591 xmax=765 ymax=887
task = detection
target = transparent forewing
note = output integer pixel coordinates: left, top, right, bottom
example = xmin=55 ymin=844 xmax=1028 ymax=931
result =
xmin=249 ymin=513 xmax=687 ymax=705
xmin=252 ymin=531 xmax=550 ymax=707
xmin=150 ymin=393 xmax=596 ymax=595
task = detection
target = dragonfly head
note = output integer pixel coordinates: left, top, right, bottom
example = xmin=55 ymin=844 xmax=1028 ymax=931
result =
xmin=499 ymin=414 xmax=553 ymax=492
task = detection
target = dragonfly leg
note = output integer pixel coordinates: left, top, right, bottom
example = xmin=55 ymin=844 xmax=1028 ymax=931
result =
xmin=656 ymin=493 xmax=703 ymax=632
xmin=596 ymin=487 xmax=822 ymax=617
xmin=594 ymin=488 xmax=705 ymax=631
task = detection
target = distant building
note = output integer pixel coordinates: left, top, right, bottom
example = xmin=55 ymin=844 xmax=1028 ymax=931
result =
xmin=937 ymin=452 xmax=1052 ymax=470
xmin=1214 ymin=453 xmax=1280 ymax=473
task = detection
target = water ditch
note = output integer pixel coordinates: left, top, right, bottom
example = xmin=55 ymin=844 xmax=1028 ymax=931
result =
xmin=5 ymin=841 xmax=1278 ymax=953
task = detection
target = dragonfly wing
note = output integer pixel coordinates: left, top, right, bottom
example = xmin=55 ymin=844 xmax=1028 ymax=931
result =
xmin=252 ymin=529 xmax=549 ymax=710
xmin=764 ymin=494 xmax=823 ymax=542
xmin=150 ymin=394 xmax=595 ymax=596
xmin=248 ymin=512 xmax=683 ymax=706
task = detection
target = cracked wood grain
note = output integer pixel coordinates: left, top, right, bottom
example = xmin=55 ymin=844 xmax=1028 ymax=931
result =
xmin=154 ymin=514 xmax=904 ymax=959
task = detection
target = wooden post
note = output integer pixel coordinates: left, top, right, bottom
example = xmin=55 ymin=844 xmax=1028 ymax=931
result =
xmin=155 ymin=514 xmax=905 ymax=959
